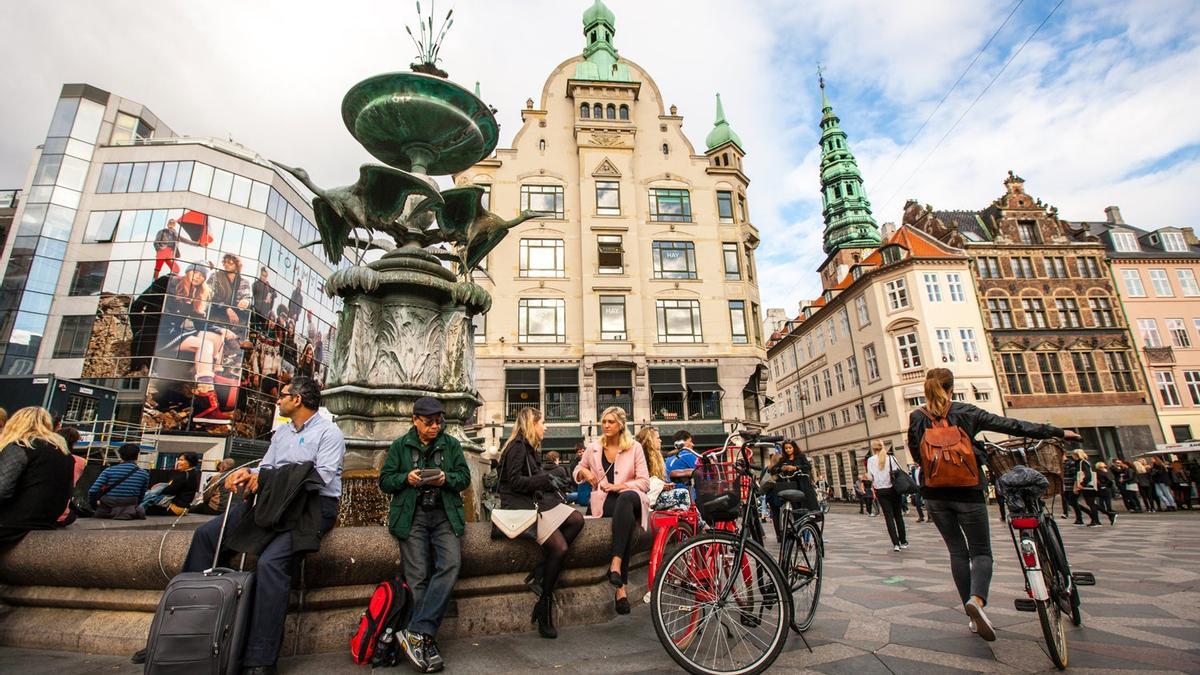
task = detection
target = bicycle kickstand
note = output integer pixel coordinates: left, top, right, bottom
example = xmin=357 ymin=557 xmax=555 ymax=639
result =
xmin=798 ymin=628 xmax=813 ymax=653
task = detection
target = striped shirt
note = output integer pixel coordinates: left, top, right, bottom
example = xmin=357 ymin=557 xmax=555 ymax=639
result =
xmin=88 ymin=462 xmax=150 ymax=501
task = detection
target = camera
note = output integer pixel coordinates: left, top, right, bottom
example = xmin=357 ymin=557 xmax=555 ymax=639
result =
xmin=673 ymin=440 xmax=685 ymax=450
xmin=419 ymin=487 xmax=440 ymax=511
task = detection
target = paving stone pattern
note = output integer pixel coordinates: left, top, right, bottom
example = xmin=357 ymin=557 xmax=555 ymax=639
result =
xmin=2 ymin=504 xmax=1197 ymax=673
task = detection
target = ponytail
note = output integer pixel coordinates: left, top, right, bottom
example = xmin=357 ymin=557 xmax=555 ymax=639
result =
xmin=924 ymin=367 xmax=954 ymax=418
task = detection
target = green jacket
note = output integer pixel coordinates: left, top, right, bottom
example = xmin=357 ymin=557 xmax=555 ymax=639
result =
xmin=379 ymin=428 xmax=471 ymax=539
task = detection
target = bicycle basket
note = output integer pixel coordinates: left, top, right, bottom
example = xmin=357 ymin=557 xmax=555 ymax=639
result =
xmin=985 ymin=438 xmax=1065 ymax=497
xmin=693 ymin=456 xmax=741 ymax=524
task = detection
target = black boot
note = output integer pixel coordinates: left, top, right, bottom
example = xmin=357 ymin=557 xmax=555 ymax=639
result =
xmin=533 ymin=593 xmax=557 ymax=639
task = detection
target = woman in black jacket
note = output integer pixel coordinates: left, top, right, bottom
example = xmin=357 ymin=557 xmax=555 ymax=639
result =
xmin=0 ymin=407 xmax=75 ymax=547
xmin=495 ymin=407 xmax=584 ymax=639
xmin=1072 ymin=449 xmax=1116 ymax=527
xmin=908 ymin=368 xmax=1079 ymax=643
xmin=767 ymin=440 xmax=818 ymax=540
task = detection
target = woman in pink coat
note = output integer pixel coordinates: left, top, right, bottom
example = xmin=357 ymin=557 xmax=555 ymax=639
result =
xmin=573 ymin=406 xmax=649 ymax=615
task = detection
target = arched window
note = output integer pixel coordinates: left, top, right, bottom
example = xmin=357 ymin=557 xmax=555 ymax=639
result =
xmin=833 ymin=185 xmax=842 ymax=198
xmin=590 ymin=31 xmax=597 ymax=44
xmin=580 ymin=102 xmax=590 ymax=118
xmin=593 ymin=103 xmax=602 ymax=119
xmin=619 ymin=104 xmax=629 ymax=120
xmin=606 ymin=104 xmax=616 ymax=119
xmin=662 ymin=143 xmax=669 ymax=157
xmin=722 ymin=153 xmax=729 ymax=166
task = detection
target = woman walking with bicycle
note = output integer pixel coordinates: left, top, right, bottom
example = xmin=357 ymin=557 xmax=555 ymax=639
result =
xmin=863 ymin=440 xmax=908 ymax=552
xmin=908 ymin=368 xmax=1079 ymax=642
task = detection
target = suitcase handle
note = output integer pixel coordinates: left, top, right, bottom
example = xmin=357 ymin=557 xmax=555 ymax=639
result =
xmin=205 ymin=486 xmax=255 ymax=575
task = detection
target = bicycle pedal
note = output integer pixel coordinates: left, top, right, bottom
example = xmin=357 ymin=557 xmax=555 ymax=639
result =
xmin=1013 ymin=598 xmax=1037 ymax=612
xmin=1071 ymin=571 xmax=1096 ymax=586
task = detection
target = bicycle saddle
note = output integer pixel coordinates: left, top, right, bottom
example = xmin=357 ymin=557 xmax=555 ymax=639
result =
xmin=777 ymin=489 xmax=807 ymax=504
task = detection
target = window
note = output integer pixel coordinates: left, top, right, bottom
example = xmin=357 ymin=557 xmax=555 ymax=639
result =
xmin=520 ymin=184 xmax=565 ymax=219
xmin=1002 ymin=353 xmax=1032 ymax=394
xmin=1012 ymin=257 xmax=1036 ymax=279
xmin=580 ymin=102 xmax=590 ymax=118
xmin=1172 ymin=425 xmax=1193 ymax=442
xmin=922 ymin=273 xmax=942 ymax=302
xmin=472 ymin=312 xmax=485 ymax=344
xmin=1185 ymin=371 xmax=1200 ymax=404
xmin=738 ymin=194 xmax=747 ymax=221
xmin=596 ymin=295 xmax=627 ymax=341
xmin=591 ymin=180 xmax=621 ymax=216
xmin=619 ymin=104 xmax=629 ymax=120
xmin=1022 ymin=298 xmax=1048 ymax=328
xmin=1157 ymin=371 xmax=1182 ymax=406
xmin=959 ymin=328 xmax=980 ymax=362
xmin=885 ymin=278 xmax=909 ymax=310
xmin=842 ymin=408 xmax=851 ymax=425
xmin=864 ymin=344 xmax=879 ymax=380
xmin=111 ymin=112 xmax=153 ymax=144
xmin=1177 ymin=269 xmax=1200 ymax=296
xmin=1089 ymin=297 xmax=1116 ymax=327
xmin=1106 ymin=351 xmax=1136 ymax=392
xmin=478 ymin=184 xmax=491 ymax=210
xmin=822 ymin=369 xmax=832 ymax=397
xmin=815 ymin=324 xmax=825 ymax=352
xmin=1161 ymin=231 xmax=1188 ymax=252
xmin=1149 ymin=269 xmax=1174 ymax=297
xmin=729 ymin=300 xmax=748 ymax=344
xmin=1076 ymin=257 xmax=1101 ymax=278
xmin=648 ymin=188 xmax=692 ymax=222
xmin=976 ymin=257 xmax=1001 ymax=278
xmin=1121 ymin=269 xmax=1146 ymax=297
xmin=656 ymin=299 xmax=703 ymax=343
xmin=810 ymin=375 xmax=821 ymax=402
xmin=1138 ymin=319 xmax=1162 ymax=347
xmin=1037 ymin=352 xmax=1066 ymax=394
xmin=517 ymin=298 xmax=566 ymax=343
xmin=543 ymin=369 xmax=580 ymax=421
xmin=597 ymin=235 xmax=624 ymax=274
xmin=855 ymin=402 xmax=865 ymax=420
xmin=906 ymin=395 xmax=927 ymax=408
xmin=1043 ymin=257 xmax=1068 ymax=278
xmin=68 ymin=261 xmax=107 ymax=296
xmin=895 ymin=331 xmax=922 ymax=370
xmin=518 ymin=239 xmax=565 ymax=278
xmin=1072 ymin=352 xmax=1101 ymax=393
xmin=716 ymin=191 xmax=734 ymax=223
xmin=722 ymin=243 xmax=740 ymax=280
xmin=935 ymin=328 xmax=956 ymax=363
xmin=651 ymin=241 xmax=698 ymax=279
xmin=988 ymin=298 xmax=1014 ymax=329
xmin=827 ymin=318 xmax=837 ymax=345
xmin=855 ymin=295 xmax=869 ymax=326
xmin=53 ymin=315 xmax=93 ymax=358
xmin=1167 ymin=318 xmax=1191 ymax=347
xmin=847 ymin=355 xmax=859 ymax=386
xmin=839 ymin=307 xmax=851 ymax=337
xmin=834 ymin=362 xmax=845 ymax=392
xmin=1055 ymin=298 xmax=1082 ymax=328
xmin=1017 ymin=221 xmax=1040 ymax=244
xmin=817 ymin=417 xmax=825 ymax=432
xmin=505 ymin=369 xmax=540 ymax=419
xmin=946 ymin=273 xmax=965 ymax=302
xmin=829 ymin=412 xmax=838 ymax=429
xmin=1112 ymin=231 xmax=1139 ymax=252
xmin=744 ymin=246 xmax=756 ymax=281
xmin=871 ymin=397 xmax=887 ymax=418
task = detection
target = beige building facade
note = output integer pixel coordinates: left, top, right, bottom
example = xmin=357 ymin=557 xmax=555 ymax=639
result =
xmin=457 ymin=4 xmax=765 ymax=455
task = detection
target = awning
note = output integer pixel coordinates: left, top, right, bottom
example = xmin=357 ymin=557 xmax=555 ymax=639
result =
xmin=972 ymin=382 xmax=995 ymax=393
xmin=650 ymin=382 xmax=686 ymax=394
xmin=687 ymin=382 xmax=724 ymax=393
xmin=902 ymin=385 xmax=924 ymax=398
xmin=870 ymin=395 xmax=885 ymax=405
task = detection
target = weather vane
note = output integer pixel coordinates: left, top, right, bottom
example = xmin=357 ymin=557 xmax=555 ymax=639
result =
xmin=817 ymin=63 xmax=825 ymax=89
xmin=405 ymin=1 xmax=454 ymax=77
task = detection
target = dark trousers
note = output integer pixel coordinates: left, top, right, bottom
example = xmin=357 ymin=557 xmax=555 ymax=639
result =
xmin=399 ymin=507 xmax=462 ymax=637
xmin=1061 ymin=488 xmax=1073 ymax=517
xmin=1097 ymin=490 xmax=1115 ymax=517
xmin=926 ymin=499 xmax=992 ymax=604
xmin=875 ymin=488 xmax=907 ymax=546
xmin=1077 ymin=490 xmax=1110 ymax=524
xmin=1141 ymin=485 xmax=1158 ymax=511
xmin=859 ymin=493 xmax=874 ymax=514
xmin=1064 ymin=490 xmax=1082 ymax=522
xmin=602 ymin=491 xmax=642 ymax=585
xmin=1119 ymin=488 xmax=1140 ymax=512
xmin=182 ymin=497 xmax=338 ymax=667
xmin=910 ymin=491 xmax=926 ymax=520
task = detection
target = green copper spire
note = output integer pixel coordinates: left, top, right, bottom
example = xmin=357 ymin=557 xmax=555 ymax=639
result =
xmin=818 ymin=73 xmax=880 ymax=255
xmin=705 ymin=93 xmax=744 ymax=153
xmin=575 ymin=0 xmax=634 ymax=82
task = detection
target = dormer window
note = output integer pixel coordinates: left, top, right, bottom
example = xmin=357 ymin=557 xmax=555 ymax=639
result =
xmin=1016 ymin=220 xmax=1040 ymax=245
xmin=1162 ymin=231 xmax=1188 ymax=252
xmin=880 ymin=245 xmax=904 ymax=265
xmin=1112 ymin=231 xmax=1139 ymax=252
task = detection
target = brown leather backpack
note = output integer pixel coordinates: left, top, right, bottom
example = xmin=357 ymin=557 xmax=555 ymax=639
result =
xmin=917 ymin=407 xmax=980 ymax=488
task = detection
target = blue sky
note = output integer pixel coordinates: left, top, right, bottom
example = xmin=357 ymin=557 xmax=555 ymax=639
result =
xmin=2 ymin=0 xmax=1198 ymax=316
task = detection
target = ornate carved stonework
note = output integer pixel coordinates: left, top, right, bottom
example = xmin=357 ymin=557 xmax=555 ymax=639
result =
xmin=589 ymin=130 xmax=624 ymax=147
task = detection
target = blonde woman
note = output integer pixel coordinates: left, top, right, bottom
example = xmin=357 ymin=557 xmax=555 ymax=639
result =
xmin=1072 ymin=449 xmax=1115 ymax=526
xmin=495 ymin=407 xmax=582 ymax=638
xmin=1133 ymin=459 xmax=1156 ymax=511
xmin=635 ymin=426 xmax=689 ymax=511
xmin=573 ymin=406 xmax=649 ymax=615
xmin=0 ymin=407 xmax=74 ymax=547
xmin=863 ymin=440 xmax=908 ymax=551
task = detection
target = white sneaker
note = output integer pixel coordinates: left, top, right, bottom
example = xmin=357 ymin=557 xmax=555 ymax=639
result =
xmin=893 ymin=544 xmax=901 ymax=552
xmin=900 ymin=542 xmax=909 ymax=549
xmin=964 ymin=598 xmax=996 ymax=642
xmin=969 ymin=619 xmax=977 ymax=634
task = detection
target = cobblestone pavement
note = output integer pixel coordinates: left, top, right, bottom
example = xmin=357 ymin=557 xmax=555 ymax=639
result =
xmin=2 ymin=503 xmax=1197 ymax=673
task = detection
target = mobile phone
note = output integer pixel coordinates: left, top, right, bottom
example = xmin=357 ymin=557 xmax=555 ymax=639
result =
xmin=418 ymin=469 xmax=442 ymax=485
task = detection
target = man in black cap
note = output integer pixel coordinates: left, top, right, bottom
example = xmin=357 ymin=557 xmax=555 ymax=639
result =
xmin=379 ymin=396 xmax=470 ymax=673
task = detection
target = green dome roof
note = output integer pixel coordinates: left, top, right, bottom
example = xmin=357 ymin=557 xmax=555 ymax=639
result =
xmin=583 ymin=0 xmax=615 ymax=28
xmin=705 ymin=93 xmax=743 ymax=152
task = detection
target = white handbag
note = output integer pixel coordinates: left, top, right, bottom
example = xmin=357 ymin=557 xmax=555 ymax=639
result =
xmin=490 ymin=508 xmax=537 ymax=538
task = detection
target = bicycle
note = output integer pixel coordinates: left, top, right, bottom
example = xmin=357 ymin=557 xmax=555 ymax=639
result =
xmin=983 ymin=438 xmax=1096 ymax=670
xmin=650 ymin=430 xmax=819 ymax=675
xmin=773 ymin=471 xmax=824 ymax=632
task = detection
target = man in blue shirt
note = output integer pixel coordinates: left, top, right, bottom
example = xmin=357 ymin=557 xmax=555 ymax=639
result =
xmin=664 ymin=430 xmax=701 ymax=482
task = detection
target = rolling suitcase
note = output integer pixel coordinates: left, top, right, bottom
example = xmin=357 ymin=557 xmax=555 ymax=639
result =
xmin=144 ymin=494 xmax=254 ymax=674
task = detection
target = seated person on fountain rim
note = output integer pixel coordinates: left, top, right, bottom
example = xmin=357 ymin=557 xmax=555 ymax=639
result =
xmin=132 ymin=376 xmax=346 ymax=674
xmin=379 ymin=396 xmax=471 ymax=674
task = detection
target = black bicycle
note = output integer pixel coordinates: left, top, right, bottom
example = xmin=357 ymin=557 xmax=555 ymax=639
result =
xmin=773 ymin=470 xmax=824 ymax=632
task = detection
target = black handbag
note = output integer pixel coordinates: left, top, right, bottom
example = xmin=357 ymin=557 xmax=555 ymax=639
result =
xmin=889 ymin=456 xmax=918 ymax=495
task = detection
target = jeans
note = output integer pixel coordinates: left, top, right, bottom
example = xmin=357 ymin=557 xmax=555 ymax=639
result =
xmin=875 ymin=488 xmax=907 ymax=546
xmin=926 ymin=499 xmax=992 ymax=604
xmin=1154 ymin=483 xmax=1177 ymax=508
xmin=399 ymin=507 xmax=462 ymax=637
xmin=910 ymin=492 xmax=926 ymax=520
xmin=181 ymin=496 xmax=338 ymax=667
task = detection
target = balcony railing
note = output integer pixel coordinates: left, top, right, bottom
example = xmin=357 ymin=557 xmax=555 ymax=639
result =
xmin=597 ymin=394 xmax=633 ymax=420
xmin=651 ymin=398 xmax=684 ymax=421
xmin=1143 ymin=346 xmax=1175 ymax=365
xmin=506 ymin=399 xmax=540 ymax=421
xmin=545 ymin=401 xmax=580 ymax=422
xmin=899 ymin=369 xmax=926 ymax=383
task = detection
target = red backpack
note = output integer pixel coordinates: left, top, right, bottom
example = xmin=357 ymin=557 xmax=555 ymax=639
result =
xmin=917 ymin=408 xmax=980 ymax=488
xmin=350 ymin=576 xmax=412 ymax=666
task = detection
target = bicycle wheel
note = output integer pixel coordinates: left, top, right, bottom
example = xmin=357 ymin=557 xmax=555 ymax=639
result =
xmin=781 ymin=521 xmax=823 ymax=632
xmin=652 ymin=532 xmax=791 ymax=675
xmin=1041 ymin=519 xmax=1081 ymax=626
xmin=649 ymin=521 xmax=697 ymax=592
xmin=1036 ymin=539 xmax=1069 ymax=669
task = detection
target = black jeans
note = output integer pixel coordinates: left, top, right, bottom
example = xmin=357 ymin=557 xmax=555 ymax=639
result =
xmin=875 ymin=488 xmax=907 ymax=546
xmin=1077 ymin=490 xmax=1106 ymax=524
xmin=182 ymin=496 xmax=338 ymax=667
xmin=602 ymin=491 xmax=642 ymax=585
xmin=926 ymin=498 xmax=992 ymax=604
xmin=1064 ymin=490 xmax=1082 ymax=522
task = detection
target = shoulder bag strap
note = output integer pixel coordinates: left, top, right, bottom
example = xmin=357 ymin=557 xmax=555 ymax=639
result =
xmin=100 ymin=463 xmax=139 ymax=496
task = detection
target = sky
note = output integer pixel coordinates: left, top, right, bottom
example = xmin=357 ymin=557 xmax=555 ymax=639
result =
xmin=2 ymin=0 xmax=1199 ymax=316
